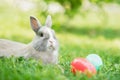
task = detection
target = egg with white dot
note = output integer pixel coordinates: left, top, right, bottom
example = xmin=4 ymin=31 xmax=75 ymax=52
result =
xmin=86 ymin=54 xmax=103 ymax=70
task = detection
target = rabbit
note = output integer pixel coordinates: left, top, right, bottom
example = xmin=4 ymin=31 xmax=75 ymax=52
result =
xmin=0 ymin=15 xmax=59 ymax=64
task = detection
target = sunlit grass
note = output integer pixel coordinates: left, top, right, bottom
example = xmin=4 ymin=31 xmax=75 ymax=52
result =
xmin=0 ymin=31 xmax=120 ymax=80
xmin=1 ymin=26 xmax=120 ymax=80
xmin=0 ymin=1 xmax=120 ymax=79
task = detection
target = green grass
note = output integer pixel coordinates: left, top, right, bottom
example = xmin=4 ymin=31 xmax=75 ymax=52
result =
xmin=0 ymin=32 xmax=120 ymax=80
xmin=0 ymin=2 xmax=120 ymax=80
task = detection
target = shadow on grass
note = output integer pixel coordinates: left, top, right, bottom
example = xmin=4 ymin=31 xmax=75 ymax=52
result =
xmin=54 ymin=26 xmax=120 ymax=39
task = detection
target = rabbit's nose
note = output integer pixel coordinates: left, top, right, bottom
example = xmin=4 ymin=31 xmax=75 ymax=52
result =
xmin=49 ymin=40 xmax=53 ymax=44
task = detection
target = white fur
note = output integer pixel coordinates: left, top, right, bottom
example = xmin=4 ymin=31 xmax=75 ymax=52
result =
xmin=0 ymin=15 xmax=59 ymax=64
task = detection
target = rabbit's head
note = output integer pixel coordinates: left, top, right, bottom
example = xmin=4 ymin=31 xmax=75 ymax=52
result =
xmin=30 ymin=15 xmax=59 ymax=52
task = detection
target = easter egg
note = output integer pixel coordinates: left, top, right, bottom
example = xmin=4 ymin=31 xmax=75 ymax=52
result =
xmin=71 ymin=58 xmax=96 ymax=77
xmin=86 ymin=54 xmax=103 ymax=70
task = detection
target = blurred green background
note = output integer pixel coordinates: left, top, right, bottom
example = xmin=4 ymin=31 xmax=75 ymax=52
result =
xmin=0 ymin=0 xmax=120 ymax=80
xmin=0 ymin=0 xmax=120 ymax=55
xmin=0 ymin=0 xmax=120 ymax=41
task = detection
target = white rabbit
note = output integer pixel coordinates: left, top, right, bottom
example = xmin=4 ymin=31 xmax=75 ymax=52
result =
xmin=0 ymin=15 xmax=59 ymax=64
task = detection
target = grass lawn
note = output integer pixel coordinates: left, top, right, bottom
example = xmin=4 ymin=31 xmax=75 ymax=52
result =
xmin=0 ymin=28 xmax=120 ymax=80
xmin=0 ymin=5 xmax=120 ymax=79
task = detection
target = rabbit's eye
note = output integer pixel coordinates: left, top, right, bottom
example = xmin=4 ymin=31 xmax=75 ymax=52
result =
xmin=40 ymin=33 xmax=44 ymax=37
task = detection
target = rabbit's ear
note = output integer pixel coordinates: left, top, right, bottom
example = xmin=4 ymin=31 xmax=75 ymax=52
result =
xmin=45 ymin=15 xmax=52 ymax=28
xmin=30 ymin=16 xmax=41 ymax=32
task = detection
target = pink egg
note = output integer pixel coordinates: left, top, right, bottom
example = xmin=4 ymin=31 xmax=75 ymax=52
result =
xmin=71 ymin=58 xmax=96 ymax=77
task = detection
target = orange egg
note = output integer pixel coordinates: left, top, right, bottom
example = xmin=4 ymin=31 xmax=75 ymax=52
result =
xmin=71 ymin=58 xmax=96 ymax=77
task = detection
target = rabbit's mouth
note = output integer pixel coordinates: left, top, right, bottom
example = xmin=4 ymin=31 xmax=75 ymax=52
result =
xmin=48 ymin=45 xmax=55 ymax=50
